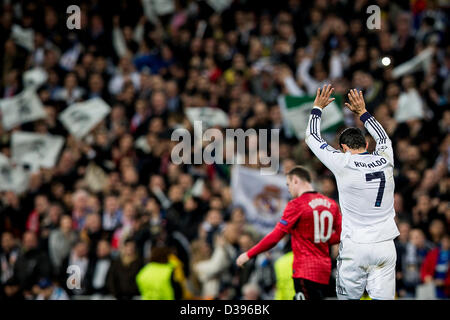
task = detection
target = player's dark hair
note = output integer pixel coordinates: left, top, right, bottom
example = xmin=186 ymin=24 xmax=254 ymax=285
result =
xmin=287 ymin=166 xmax=311 ymax=183
xmin=338 ymin=127 xmax=366 ymax=150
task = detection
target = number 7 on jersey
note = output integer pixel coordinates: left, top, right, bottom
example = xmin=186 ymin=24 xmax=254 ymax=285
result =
xmin=365 ymin=171 xmax=386 ymax=207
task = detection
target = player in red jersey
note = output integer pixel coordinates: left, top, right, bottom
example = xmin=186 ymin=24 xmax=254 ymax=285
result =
xmin=236 ymin=166 xmax=342 ymax=300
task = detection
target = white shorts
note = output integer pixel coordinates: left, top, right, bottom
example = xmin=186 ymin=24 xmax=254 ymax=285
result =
xmin=336 ymin=237 xmax=396 ymax=300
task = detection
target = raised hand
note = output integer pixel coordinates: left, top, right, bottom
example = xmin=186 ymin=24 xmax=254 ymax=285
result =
xmin=313 ymin=84 xmax=335 ymax=109
xmin=345 ymin=89 xmax=367 ymax=116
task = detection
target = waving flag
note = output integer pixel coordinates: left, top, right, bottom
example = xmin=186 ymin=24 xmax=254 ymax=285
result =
xmin=231 ymin=165 xmax=290 ymax=235
xmin=278 ymin=94 xmax=344 ymax=140
xmin=0 ymin=88 xmax=47 ymax=130
xmin=185 ymin=106 xmax=229 ymax=128
xmin=11 ymin=131 xmax=64 ymax=170
xmin=59 ymin=97 xmax=111 ymax=139
xmin=0 ymin=153 xmax=30 ymax=194
xmin=23 ymin=67 xmax=48 ymax=89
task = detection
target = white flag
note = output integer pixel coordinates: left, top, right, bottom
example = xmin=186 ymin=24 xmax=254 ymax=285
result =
xmin=0 ymin=153 xmax=30 ymax=194
xmin=231 ymin=165 xmax=290 ymax=235
xmin=191 ymin=179 xmax=205 ymax=197
xmin=206 ymin=0 xmax=232 ymax=12
xmin=0 ymin=88 xmax=47 ymax=130
xmin=11 ymin=131 xmax=64 ymax=170
xmin=142 ymin=0 xmax=175 ymax=24
xmin=23 ymin=67 xmax=48 ymax=89
xmin=58 ymin=98 xmax=111 ymax=139
xmin=11 ymin=24 xmax=34 ymax=51
xmin=392 ymin=47 xmax=434 ymax=79
xmin=186 ymin=107 xmax=229 ymax=128
xmin=186 ymin=106 xmax=229 ymax=142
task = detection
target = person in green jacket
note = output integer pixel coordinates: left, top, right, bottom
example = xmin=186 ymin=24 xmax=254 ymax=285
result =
xmin=274 ymin=251 xmax=296 ymax=300
xmin=136 ymin=246 xmax=182 ymax=300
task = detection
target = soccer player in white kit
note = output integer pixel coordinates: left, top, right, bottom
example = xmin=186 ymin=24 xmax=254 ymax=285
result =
xmin=305 ymin=85 xmax=399 ymax=300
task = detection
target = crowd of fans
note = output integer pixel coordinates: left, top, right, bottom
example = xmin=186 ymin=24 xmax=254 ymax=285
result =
xmin=0 ymin=0 xmax=449 ymax=300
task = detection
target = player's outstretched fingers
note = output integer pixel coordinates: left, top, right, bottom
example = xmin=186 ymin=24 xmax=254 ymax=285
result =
xmin=321 ymin=84 xmax=327 ymax=97
xmin=323 ymin=84 xmax=329 ymax=97
xmin=328 ymin=86 xmax=334 ymax=98
xmin=358 ymin=90 xmax=364 ymax=102
xmin=351 ymin=89 xmax=359 ymax=103
xmin=348 ymin=92 xmax=355 ymax=106
xmin=355 ymin=90 xmax=363 ymax=105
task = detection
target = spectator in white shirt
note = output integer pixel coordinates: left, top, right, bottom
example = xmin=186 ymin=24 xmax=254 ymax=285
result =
xmin=102 ymin=194 xmax=123 ymax=232
xmin=108 ymin=54 xmax=141 ymax=96
xmin=53 ymin=72 xmax=85 ymax=105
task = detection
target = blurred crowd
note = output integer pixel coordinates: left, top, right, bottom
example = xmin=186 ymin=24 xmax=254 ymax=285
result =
xmin=0 ymin=0 xmax=449 ymax=300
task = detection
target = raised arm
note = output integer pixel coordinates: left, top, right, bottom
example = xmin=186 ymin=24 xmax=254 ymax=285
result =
xmin=276 ymin=65 xmax=305 ymax=96
xmin=345 ymin=89 xmax=394 ymax=164
xmin=112 ymin=16 xmax=127 ymax=58
xmin=305 ymin=85 xmax=344 ymax=174
xmin=297 ymin=57 xmax=320 ymax=94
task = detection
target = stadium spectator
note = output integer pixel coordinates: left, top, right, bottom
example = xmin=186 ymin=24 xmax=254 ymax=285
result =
xmin=106 ymin=239 xmax=142 ymax=300
xmin=48 ymin=215 xmax=78 ymax=275
xmin=241 ymin=282 xmax=261 ymax=300
xmin=398 ymin=228 xmax=435 ymax=297
xmin=101 ymin=194 xmax=122 ymax=233
xmin=85 ymin=239 xmax=113 ymax=296
xmin=420 ymin=234 xmax=450 ymax=298
xmin=34 ymin=278 xmax=69 ymax=300
xmin=0 ymin=232 xmax=19 ymax=285
xmin=136 ymin=245 xmax=182 ymax=300
xmin=395 ymin=220 xmax=411 ymax=296
xmin=194 ymin=224 xmax=239 ymax=299
xmin=60 ymin=240 xmax=90 ymax=296
xmin=1 ymin=277 xmax=23 ymax=301
xmin=13 ymin=231 xmax=52 ymax=299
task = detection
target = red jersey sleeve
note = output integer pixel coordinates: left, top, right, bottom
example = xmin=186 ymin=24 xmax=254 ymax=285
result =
xmin=328 ymin=201 xmax=342 ymax=245
xmin=247 ymin=201 xmax=300 ymax=259
xmin=275 ymin=200 xmax=302 ymax=233
xmin=247 ymin=228 xmax=286 ymax=259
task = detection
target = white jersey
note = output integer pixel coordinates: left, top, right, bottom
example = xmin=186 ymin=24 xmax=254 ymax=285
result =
xmin=305 ymin=107 xmax=399 ymax=243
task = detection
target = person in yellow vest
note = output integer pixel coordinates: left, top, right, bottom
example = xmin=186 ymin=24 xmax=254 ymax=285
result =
xmin=168 ymin=252 xmax=193 ymax=299
xmin=274 ymin=251 xmax=296 ymax=300
xmin=136 ymin=246 xmax=182 ymax=300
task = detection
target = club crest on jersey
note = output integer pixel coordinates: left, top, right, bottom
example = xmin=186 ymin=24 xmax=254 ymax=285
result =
xmin=253 ymin=185 xmax=283 ymax=217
